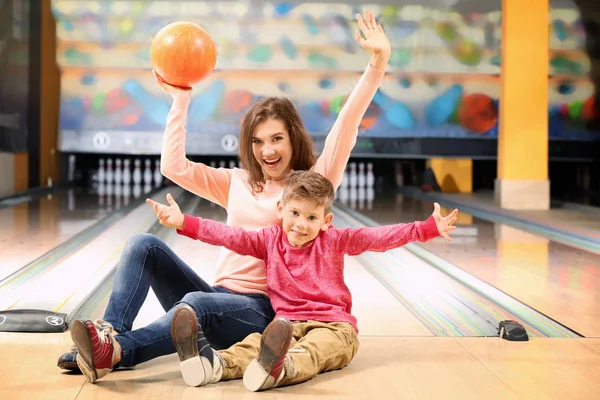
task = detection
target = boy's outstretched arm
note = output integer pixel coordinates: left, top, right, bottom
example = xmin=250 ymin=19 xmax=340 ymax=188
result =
xmin=146 ymin=194 xmax=268 ymax=259
xmin=335 ymin=203 xmax=458 ymax=255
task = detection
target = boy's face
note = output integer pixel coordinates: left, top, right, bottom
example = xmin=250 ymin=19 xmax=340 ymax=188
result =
xmin=277 ymin=198 xmax=333 ymax=247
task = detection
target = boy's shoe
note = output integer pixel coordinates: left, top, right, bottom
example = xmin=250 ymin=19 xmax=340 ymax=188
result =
xmin=70 ymin=319 xmax=121 ymax=383
xmin=243 ymin=317 xmax=294 ymax=392
xmin=58 ymin=320 xmax=117 ymax=372
xmin=171 ymin=304 xmax=223 ymax=387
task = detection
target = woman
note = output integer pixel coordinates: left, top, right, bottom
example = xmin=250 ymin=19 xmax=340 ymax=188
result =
xmin=59 ymin=10 xmax=391 ymax=383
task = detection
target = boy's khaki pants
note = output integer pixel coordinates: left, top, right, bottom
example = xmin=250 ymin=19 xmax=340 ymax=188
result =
xmin=218 ymin=320 xmax=359 ymax=386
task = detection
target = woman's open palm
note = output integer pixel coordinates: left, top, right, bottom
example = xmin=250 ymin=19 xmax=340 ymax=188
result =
xmin=354 ymin=10 xmax=391 ymax=56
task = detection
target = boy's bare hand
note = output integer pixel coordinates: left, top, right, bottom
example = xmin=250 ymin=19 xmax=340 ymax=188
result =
xmin=146 ymin=193 xmax=185 ymax=230
xmin=432 ymin=202 xmax=458 ymax=241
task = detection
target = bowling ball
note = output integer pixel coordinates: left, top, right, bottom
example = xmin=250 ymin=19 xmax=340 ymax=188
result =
xmin=457 ymin=93 xmax=498 ymax=134
xmin=150 ymin=22 xmax=217 ymax=89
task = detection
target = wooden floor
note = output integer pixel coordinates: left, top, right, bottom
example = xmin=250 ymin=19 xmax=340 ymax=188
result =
xmin=2 ymin=332 xmax=600 ymax=399
xmin=3 ymin=190 xmax=600 ymax=398
xmin=0 ymin=193 xmax=103 ymax=281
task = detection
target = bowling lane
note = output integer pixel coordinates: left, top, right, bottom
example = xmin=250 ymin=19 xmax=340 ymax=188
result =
xmin=0 ymin=187 xmax=184 ymax=319
xmin=0 ymin=188 xmax=113 ymax=282
xmin=345 ymin=192 xmax=600 ymax=337
xmin=398 ymin=188 xmax=600 ymax=255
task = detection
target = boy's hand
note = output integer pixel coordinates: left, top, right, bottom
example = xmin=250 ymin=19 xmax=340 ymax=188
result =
xmin=146 ymin=193 xmax=185 ymax=230
xmin=432 ymin=202 xmax=458 ymax=241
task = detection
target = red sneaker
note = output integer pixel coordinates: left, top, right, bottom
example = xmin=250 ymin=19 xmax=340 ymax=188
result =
xmin=59 ymin=320 xmax=118 ymax=372
xmin=243 ymin=317 xmax=294 ymax=392
xmin=70 ymin=319 xmax=120 ymax=383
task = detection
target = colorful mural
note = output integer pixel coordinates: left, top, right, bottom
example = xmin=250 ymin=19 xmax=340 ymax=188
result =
xmin=51 ymin=0 xmax=599 ymax=152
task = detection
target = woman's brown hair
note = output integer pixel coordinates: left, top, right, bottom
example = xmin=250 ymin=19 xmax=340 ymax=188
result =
xmin=238 ymin=97 xmax=316 ymax=193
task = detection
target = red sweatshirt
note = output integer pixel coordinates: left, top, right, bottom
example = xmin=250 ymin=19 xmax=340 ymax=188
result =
xmin=178 ymin=215 xmax=440 ymax=333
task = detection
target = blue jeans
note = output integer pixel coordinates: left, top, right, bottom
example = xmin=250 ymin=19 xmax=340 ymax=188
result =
xmin=103 ymin=233 xmax=275 ymax=367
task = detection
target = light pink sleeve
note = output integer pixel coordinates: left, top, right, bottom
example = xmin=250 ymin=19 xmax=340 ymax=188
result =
xmin=311 ymin=63 xmax=385 ymax=189
xmin=160 ymin=93 xmax=232 ymax=208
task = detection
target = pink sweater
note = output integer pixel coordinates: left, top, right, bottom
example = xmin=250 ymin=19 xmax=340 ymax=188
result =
xmin=178 ymin=215 xmax=440 ymax=333
xmin=161 ymin=64 xmax=385 ymax=295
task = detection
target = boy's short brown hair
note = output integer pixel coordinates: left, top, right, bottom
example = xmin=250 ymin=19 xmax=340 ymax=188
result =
xmin=282 ymin=171 xmax=335 ymax=214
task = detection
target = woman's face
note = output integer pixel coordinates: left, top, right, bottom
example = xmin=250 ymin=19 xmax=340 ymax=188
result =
xmin=252 ymin=118 xmax=293 ymax=181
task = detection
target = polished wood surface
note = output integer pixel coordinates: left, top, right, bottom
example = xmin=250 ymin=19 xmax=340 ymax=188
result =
xmin=447 ymin=191 xmax=600 ymax=236
xmin=2 ymin=332 xmax=599 ymax=399
xmin=0 ymin=191 xmax=108 ymax=281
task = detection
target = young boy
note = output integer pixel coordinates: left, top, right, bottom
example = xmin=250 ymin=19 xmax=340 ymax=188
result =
xmin=146 ymin=170 xmax=458 ymax=391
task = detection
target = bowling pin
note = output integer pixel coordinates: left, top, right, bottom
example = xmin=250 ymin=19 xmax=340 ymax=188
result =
xmin=122 ymin=159 xmax=131 ymax=185
xmin=358 ymin=163 xmax=365 ymax=187
xmin=68 ymin=155 xmax=76 ymax=182
xmin=133 ymin=159 xmax=142 ymax=185
xmin=366 ymin=163 xmax=375 ymax=187
xmin=349 ymin=163 xmax=357 ymax=188
xmin=154 ymin=160 xmax=163 ymax=187
xmin=114 ymin=159 xmax=122 ymax=185
xmin=143 ymin=159 xmax=153 ymax=186
xmin=105 ymin=158 xmax=114 ymax=184
xmin=97 ymin=158 xmax=105 ymax=184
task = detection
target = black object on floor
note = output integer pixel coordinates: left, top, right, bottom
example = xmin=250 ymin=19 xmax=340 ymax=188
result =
xmin=498 ymin=320 xmax=529 ymax=341
xmin=0 ymin=309 xmax=68 ymax=333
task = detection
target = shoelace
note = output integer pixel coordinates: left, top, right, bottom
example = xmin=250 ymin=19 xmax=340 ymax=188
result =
xmin=283 ymin=354 xmax=297 ymax=378
xmin=93 ymin=319 xmax=115 ymax=345
xmin=68 ymin=320 xmax=114 ymax=352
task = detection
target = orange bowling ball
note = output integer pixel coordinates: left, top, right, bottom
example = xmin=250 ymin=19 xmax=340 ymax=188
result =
xmin=150 ymin=21 xmax=217 ymax=89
